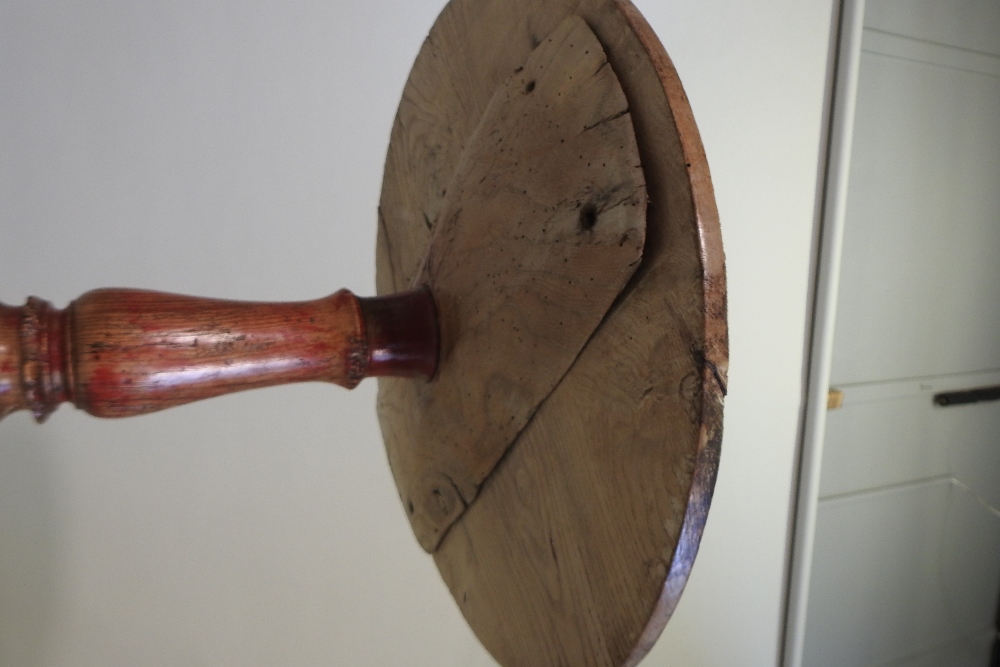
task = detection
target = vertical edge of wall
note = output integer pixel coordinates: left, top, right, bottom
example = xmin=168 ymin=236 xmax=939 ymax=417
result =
xmin=782 ymin=1 xmax=867 ymax=665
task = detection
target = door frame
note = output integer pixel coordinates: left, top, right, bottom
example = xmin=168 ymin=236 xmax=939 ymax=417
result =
xmin=783 ymin=0 xmax=867 ymax=664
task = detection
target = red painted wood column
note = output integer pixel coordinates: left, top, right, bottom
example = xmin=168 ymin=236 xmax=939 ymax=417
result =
xmin=0 ymin=287 xmax=437 ymax=422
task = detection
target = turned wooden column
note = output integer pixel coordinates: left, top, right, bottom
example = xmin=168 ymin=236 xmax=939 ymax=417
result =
xmin=0 ymin=288 xmax=437 ymax=422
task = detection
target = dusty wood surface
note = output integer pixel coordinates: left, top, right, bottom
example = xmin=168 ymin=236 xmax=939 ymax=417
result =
xmin=380 ymin=15 xmax=647 ymax=552
xmin=376 ymin=0 xmax=727 ymax=665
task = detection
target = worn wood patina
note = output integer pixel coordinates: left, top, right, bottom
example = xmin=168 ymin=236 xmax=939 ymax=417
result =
xmin=376 ymin=1 xmax=727 ymax=665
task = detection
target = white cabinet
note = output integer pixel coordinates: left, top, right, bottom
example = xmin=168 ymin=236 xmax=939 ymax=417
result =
xmin=804 ymin=480 xmax=1000 ymax=667
xmin=831 ymin=35 xmax=1000 ymax=385
xmin=821 ymin=371 xmax=1000 ymax=500
xmin=794 ymin=1 xmax=1000 ymax=664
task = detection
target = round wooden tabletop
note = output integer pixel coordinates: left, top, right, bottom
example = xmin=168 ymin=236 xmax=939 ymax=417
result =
xmin=375 ymin=1 xmax=727 ymax=665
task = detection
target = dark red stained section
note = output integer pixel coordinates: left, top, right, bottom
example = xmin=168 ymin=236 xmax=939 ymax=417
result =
xmin=361 ymin=287 xmax=439 ymax=380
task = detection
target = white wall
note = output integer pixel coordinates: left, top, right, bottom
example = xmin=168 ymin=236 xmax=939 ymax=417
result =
xmin=643 ymin=2 xmax=837 ymax=665
xmin=0 ymin=1 xmax=836 ymax=665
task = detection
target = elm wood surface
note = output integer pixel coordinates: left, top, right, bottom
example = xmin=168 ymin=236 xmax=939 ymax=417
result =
xmin=376 ymin=1 xmax=727 ymax=666
xmin=379 ymin=16 xmax=647 ymax=553
xmin=0 ymin=288 xmax=437 ymax=422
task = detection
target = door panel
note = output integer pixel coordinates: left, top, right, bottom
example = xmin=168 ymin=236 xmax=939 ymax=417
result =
xmin=830 ymin=45 xmax=1000 ymax=385
xmin=804 ymin=481 xmax=1000 ymax=667
xmin=885 ymin=630 xmax=995 ymax=667
xmin=866 ymin=0 xmax=1000 ymax=57
xmin=820 ymin=371 xmax=1000 ymax=499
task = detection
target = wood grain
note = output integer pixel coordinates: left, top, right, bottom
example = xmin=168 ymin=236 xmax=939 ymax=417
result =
xmin=0 ymin=288 xmax=437 ymax=421
xmin=379 ymin=15 xmax=647 ymax=552
xmin=375 ymin=1 xmax=727 ymax=665
xmin=0 ymin=304 xmax=27 ymax=421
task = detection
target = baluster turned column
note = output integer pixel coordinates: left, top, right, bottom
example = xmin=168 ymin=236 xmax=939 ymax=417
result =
xmin=0 ymin=288 xmax=437 ymax=422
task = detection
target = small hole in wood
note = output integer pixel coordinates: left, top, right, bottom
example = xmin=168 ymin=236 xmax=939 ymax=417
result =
xmin=579 ymin=204 xmax=598 ymax=231
xmin=431 ymin=488 xmax=450 ymax=515
xmin=407 ymin=501 xmax=415 ymax=514
xmin=525 ymin=80 xmax=536 ymax=94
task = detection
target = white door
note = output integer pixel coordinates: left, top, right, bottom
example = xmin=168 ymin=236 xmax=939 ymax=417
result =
xmin=788 ymin=1 xmax=1000 ymax=665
